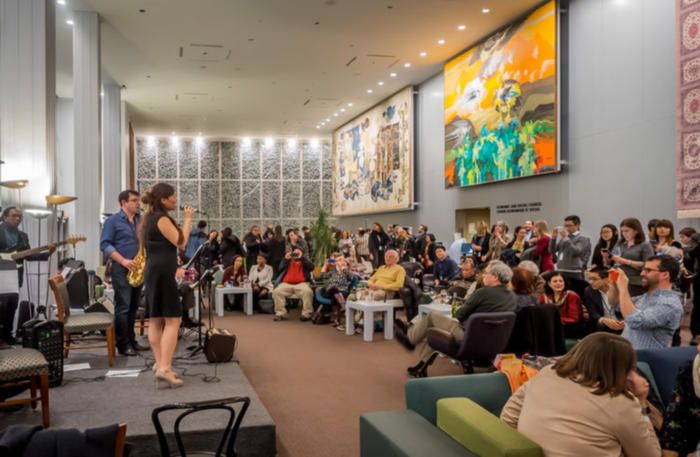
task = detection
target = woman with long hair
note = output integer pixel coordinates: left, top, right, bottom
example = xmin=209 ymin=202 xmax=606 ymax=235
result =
xmin=591 ymin=224 xmax=618 ymax=268
xmin=265 ymin=225 xmax=286 ymax=276
xmin=501 ymin=333 xmax=661 ymax=456
xmin=470 ymin=220 xmax=490 ymax=266
xmin=532 ymin=220 xmax=554 ymax=272
xmin=611 ymin=218 xmax=654 ymax=297
xmin=485 ymin=221 xmax=510 ymax=263
xmin=538 ymin=271 xmax=586 ymax=338
xmin=222 ymin=254 xmax=246 ymax=310
xmin=510 ymin=267 xmax=538 ymax=309
xmin=141 ymin=183 xmax=194 ymax=388
xmin=651 ymin=219 xmax=682 ymax=251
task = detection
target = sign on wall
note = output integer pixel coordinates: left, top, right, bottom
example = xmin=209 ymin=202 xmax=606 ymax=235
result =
xmin=444 ymin=0 xmax=559 ymax=189
xmin=332 ymin=87 xmax=414 ymax=216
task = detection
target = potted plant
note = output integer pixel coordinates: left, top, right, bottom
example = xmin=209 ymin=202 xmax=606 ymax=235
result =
xmin=309 ymin=210 xmax=336 ymax=277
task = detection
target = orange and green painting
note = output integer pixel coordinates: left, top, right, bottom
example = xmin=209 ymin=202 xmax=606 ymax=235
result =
xmin=444 ymin=0 xmax=558 ymax=188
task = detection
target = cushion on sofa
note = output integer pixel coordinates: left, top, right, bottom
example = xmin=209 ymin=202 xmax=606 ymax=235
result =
xmin=360 ymin=410 xmax=477 ymax=457
xmin=437 ymin=398 xmax=543 ymax=457
xmin=405 ymin=372 xmax=511 ymax=424
xmin=636 ymin=347 xmax=697 ymax=406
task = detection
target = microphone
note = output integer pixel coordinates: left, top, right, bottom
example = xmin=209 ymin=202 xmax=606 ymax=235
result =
xmin=179 ymin=205 xmax=207 ymax=215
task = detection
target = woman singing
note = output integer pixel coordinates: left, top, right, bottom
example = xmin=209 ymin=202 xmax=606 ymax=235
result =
xmin=141 ymin=183 xmax=194 ymax=388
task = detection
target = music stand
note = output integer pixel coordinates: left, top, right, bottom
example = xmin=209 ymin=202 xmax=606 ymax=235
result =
xmin=24 ymin=208 xmax=52 ymax=308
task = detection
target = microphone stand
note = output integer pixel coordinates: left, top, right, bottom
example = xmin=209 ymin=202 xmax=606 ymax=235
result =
xmin=184 ymin=241 xmax=210 ymax=357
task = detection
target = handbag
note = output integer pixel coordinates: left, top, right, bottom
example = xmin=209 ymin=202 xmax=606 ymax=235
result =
xmin=127 ymin=246 xmax=146 ymax=287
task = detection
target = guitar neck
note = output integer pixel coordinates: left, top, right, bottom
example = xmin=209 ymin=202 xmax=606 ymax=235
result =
xmin=11 ymin=240 xmax=69 ymax=261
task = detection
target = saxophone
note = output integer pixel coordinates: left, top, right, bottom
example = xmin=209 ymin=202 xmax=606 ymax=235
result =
xmin=127 ymin=246 xmax=146 ymax=287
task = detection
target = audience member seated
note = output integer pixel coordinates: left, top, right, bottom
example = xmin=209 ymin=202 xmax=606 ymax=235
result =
xmin=583 ymin=266 xmax=623 ymax=334
xmin=538 ymin=271 xmax=586 ymax=339
xmin=609 ymin=255 xmax=683 ymax=350
xmin=393 ymin=260 xmax=516 ymax=376
xmin=659 ymin=344 xmax=700 ymax=455
xmin=500 ymin=333 xmax=661 ymax=457
xmin=517 ymin=260 xmax=546 ymax=295
xmin=317 ymin=255 xmax=354 ymax=327
xmin=367 ymin=250 xmax=406 ymax=301
xmin=272 ymin=248 xmax=314 ymax=322
xmin=249 ymin=254 xmax=273 ymax=308
xmin=447 ymin=256 xmax=478 ymax=298
xmin=432 ymin=244 xmax=460 ymax=286
xmin=222 ymin=255 xmax=246 ymax=310
xmin=510 ymin=267 xmax=538 ymax=310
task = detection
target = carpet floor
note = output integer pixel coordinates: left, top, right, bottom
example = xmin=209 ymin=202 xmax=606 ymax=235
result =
xmin=214 ymin=309 xmax=462 ymax=457
xmin=215 ymin=308 xmax=694 ymax=457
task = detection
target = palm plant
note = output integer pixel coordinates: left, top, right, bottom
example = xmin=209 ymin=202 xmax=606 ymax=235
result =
xmin=309 ymin=209 xmax=336 ymax=267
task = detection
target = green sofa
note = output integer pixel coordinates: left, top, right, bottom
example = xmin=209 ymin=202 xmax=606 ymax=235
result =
xmin=360 ymin=358 xmax=671 ymax=457
xmin=360 ymin=372 xmax=543 ymax=457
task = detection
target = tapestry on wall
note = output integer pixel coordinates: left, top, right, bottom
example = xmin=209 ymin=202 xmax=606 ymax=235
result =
xmin=332 ymin=87 xmax=414 ymax=216
xmin=677 ymin=0 xmax=700 ymax=218
xmin=444 ymin=0 xmax=558 ymax=189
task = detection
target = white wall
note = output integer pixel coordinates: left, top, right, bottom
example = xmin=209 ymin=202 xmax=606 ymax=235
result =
xmin=337 ymin=0 xmax=698 ymax=242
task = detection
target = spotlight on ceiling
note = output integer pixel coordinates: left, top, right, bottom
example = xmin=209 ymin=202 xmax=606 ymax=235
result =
xmin=390 ymin=72 xmax=397 ymax=78
xmin=420 ymin=51 xmax=427 ymax=57
xmin=437 ymin=39 xmax=445 ymax=45
xmin=66 ymin=19 xmax=74 ymax=25
xmin=481 ymin=8 xmax=490 ymax=13
xmin=404 ymin=62 xmax=411 ymax=68
xmin=347 ymin=102 xmax=353 ymax=107
xmin=367 ymin=89 xmax=373 ymax=93
xmin=57 ymin=0 xmax=66 ymax=5
xmin=458 ymin=24 xmax=466 ymax=30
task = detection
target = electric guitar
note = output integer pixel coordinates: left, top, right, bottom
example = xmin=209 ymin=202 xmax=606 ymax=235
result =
xmin=0 ymin=235 xmax=86 ymax=262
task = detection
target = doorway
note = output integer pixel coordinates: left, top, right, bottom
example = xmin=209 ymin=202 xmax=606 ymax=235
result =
xmin=455 ymin=207 xmax=490 ymax=242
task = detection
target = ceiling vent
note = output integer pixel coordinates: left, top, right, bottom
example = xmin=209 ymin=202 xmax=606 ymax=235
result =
xmin=180 ymin=44 xmax=230 ymax=62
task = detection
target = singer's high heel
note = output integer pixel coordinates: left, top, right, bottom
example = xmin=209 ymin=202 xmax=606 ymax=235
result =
xmin=155 ymin=370 xmax=184 ymax=389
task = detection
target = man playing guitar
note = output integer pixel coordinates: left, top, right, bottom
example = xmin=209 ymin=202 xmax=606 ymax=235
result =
xmin=0 ymin=206 xmax=56 ymax=344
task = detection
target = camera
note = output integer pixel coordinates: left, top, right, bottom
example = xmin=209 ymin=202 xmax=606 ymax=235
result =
xmin=291 ymin=252 xmax=301 ymax=259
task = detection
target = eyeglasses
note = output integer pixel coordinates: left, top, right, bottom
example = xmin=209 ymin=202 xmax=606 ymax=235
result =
xmin=642 ymin=267 xmax=661 ymax=273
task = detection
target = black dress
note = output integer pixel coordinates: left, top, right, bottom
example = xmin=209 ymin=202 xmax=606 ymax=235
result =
xmin=144 ymin=211 xmax=181 ymax=318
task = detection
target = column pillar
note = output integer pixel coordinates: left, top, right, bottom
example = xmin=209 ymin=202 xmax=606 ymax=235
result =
xmin=73 ymin=10 xmax=101 ymax=267
xmin=0 ymin=0 xmax=56 ymax=207
xmin=102 ymin=83 xmax=121 ymax=214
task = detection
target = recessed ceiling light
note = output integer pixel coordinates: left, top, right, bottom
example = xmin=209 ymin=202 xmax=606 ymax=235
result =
xmin=458 ymin=24 xmax=466 ymax=30
xmin=481 ymin=8 xmax=490 ymax=13
xmin=321 ymin=122 xmax=325 ymax=126
xmin=316 ymin=126 xmax=321 ymax=129
xmin=404 ymin=63 xmax=411 ymax=68
xmin=390 ymin=72 xmax=397 ymax=77
xmin=378 ymin=81 xmax=384 ymax=86
xmin=325 ymin=118 xmax=331 ymax=122
xmin=340 ymin=108 xmax=345 ymax=112
xmin=66 ymin=19 xmax=74 ymax=25
xmin=367 ymin=89 xmax=373 ymax=93
xmin=419 ymin=51 xmax=427 ymax=57
xmin=333 ymin=113 xmax=339 ymax=117
xmin=347 ymin=102 xmax=353 ymax=107
xmin=57 ymin=0 xmax=66 ymax=5
xmin=437 ymin=39 xmax=445 ymax=45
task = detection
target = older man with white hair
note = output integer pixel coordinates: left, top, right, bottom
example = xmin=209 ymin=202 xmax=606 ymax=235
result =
xmin=367 ymin=249 xmax=406 ymax=300
xmin=394 ymin=260 xmax=517 ymax=376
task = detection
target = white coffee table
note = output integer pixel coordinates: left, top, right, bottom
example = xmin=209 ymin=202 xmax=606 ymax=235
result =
xmin=215 ymin=286 xmax=253 ymax=317
xmin=418 ymin=303 xmax=452 ymax=317
xmin=345 ymin=299 xmax=403 ymax=342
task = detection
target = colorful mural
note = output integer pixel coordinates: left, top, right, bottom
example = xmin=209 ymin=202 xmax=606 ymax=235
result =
xmin=444 ymin=0 xmax=558 ymax=188
xmin=332 ymin=87 xmax=413 ymax=215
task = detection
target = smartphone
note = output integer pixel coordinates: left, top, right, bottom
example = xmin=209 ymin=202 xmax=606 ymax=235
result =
xmin=600 ymin=248 xmax=609 ymax=254
xmin=610 ymin=270 xmax=619 ymax=281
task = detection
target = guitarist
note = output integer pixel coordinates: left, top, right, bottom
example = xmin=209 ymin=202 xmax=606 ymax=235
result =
xmin=0 ymin=207 xmax=55 ymax=344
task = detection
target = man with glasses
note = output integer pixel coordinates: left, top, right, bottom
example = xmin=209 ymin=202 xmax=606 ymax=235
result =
xmin=609 ymin=255 xmax=683 ymax=350
xmin=551 ymin=215 xmax=591 ymax=298
xmin=394 ymin=260 xmax=516 ymax=376
xmin=100 ymin=190 xmax=144 ymax=356
xmin=583 ymin=266 xmax=623 ymax=334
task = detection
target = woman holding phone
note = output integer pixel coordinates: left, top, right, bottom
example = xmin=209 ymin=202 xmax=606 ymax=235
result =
xmin=612 ymin=218 xmax=654 ymax=297
xmin=591 ymin=224 xmax=619 ymax=268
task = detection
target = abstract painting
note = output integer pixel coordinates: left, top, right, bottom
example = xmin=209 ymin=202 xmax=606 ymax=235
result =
xmin=332 ymin=87 xmax=414 ymax=216
xmin=444 ymin=0 xmax=558 ymax=188
xmin=677 ymin=0 xmax=700 ymax=217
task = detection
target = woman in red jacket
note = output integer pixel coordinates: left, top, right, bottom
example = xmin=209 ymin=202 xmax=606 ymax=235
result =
xmin=532 ymin=220 xmax=554 ymax=272
xmin=538 ymin=271 xmax=587 ymax=338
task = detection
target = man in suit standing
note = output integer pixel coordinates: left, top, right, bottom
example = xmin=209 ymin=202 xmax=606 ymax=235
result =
xmin=551 ymin=215 xmax=591 ymax=298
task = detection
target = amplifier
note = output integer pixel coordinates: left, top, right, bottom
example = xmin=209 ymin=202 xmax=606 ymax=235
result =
xmin=204 ymin=328 xmax=236 ymax=363
xmin=22 ymin=320 xmax=64 ymax=387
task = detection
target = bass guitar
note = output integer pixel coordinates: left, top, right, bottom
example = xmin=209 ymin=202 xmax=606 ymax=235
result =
xmin=0 ymin=235 xmax=86 ymax=262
